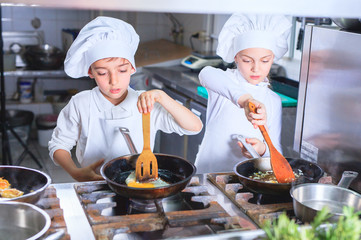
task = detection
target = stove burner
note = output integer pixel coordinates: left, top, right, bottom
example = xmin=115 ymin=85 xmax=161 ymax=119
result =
xmin=207 ymin=173 xmax=295 ymax=226
xmin=128 ymin=198 xmax=164 ymax=214
xmin=74 ymin=177 xmax=256 ymax=239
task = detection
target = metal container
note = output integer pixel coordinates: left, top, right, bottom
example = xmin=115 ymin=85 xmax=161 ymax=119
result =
xmin=290 ymin=171 xmax=361 ymax=223
xmin=23 ymin=44 xmax=65 ymax=70
xmin=332 ymin=18 xmax=361 ymax=31
xmin=0 ymin=201 xmax=51 ymax=240
xmin=0 ymin=166 xmax=51 ymax=204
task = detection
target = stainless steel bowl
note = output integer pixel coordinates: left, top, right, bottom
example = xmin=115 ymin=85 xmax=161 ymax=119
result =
xmin=0 ymin=201 xmax=51 ymax=240
xmin=0 ymin=165 xmax=51 ymax=204
xmin=332 ymin=18 xmax=361 ymax=31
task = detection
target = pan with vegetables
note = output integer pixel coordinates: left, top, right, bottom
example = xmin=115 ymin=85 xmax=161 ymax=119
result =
xmin=233 ymin=135 xmax=324 ymax=196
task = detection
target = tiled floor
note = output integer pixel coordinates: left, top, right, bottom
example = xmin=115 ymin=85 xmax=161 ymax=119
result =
xmin=3 ymin=133 xmax=75 ymax=184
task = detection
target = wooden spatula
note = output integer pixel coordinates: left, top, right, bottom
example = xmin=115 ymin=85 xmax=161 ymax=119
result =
xmin=135 ymin=113 xmax=158 ymax=182
xmin=248 ymin=102 xmax=295 ymax=183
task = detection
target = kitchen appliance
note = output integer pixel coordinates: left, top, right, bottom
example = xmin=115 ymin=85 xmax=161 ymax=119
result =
xmin=181 ymin=51 xmax=223 ymax=70
xmin=294 ymin=26 xmax=361 ymax=194
xmin=73 ymin=177 xmax=258 ymax=239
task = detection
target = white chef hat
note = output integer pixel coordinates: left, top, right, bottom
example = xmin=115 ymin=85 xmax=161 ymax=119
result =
xmin=217 ymin=14 xmax=292 ymax=62
xmin=64 ymin=16 xmax=140 ymax=78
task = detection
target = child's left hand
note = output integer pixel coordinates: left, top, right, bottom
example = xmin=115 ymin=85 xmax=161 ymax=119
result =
xmin=237 ymin=137 xmax=266 ymax=158
xmin=137 ymin=89 xmax=163 ymax=114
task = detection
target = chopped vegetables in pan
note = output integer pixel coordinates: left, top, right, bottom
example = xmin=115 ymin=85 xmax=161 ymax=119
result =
xmin=249 ymin=169 xmax=303 ymax=183
xmin=0 ymin=177 xmax=24 ymax=198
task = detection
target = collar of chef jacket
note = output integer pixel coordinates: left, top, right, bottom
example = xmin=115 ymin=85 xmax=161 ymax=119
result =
xmin=234 ymin=69 xmax=270 ymax=88
xmin=92 ymin=86 xmax=139 ymax=119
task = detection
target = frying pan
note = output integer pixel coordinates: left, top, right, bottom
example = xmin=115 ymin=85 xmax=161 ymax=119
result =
xmin=0 ymin=165 xmax=51 ymax=204
xmin=233 ymin=135 xmax=324 ymax=195
xmin=100 ymin=127 xmax=196 ymax=200
xmin=290 ymin=171 xmax=361 ymax=223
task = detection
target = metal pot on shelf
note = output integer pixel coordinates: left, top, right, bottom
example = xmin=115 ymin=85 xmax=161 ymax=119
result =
xmin=332 ymin=18 xmax=361 ymax=31
xmin=10 ymin=42 xmax=65 ymax=70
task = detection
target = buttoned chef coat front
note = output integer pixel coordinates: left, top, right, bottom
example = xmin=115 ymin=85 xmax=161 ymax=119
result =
xmin=49 ymin=87 xmax=199 ymax=170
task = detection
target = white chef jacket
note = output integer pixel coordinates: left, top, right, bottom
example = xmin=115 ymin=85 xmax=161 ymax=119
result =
xmin=49 ymin=87 xmax=200 ymax=169
xmin=195 ymin=66 xmax=282 ymax=174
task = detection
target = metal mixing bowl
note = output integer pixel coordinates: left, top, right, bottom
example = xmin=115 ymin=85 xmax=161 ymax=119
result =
xmin=332 ymin=18 xmax=361 ymax=31
xmin=0 ymin=201 xmax=51 ymax=240
xmin=23 ymin=44 xmax=65 ymax=70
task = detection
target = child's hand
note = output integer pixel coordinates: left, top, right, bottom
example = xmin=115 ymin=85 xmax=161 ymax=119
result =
xmin=72 ymin=159 xmax=105 ymax=182
xmin=244 ymin=99 xmax=267 ymax=129
xmin=137 ymin=89 xmax=163 ymax=113
xmin=237 ymin=137 xmax=266 ymax=158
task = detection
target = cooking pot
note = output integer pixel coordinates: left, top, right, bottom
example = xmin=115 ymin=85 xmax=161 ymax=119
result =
xmin=332 ymin=18 xmax=361 ymax=31
xmin=0 ymin=165 xmax=51 ymax=204
xmin=290 ymin=171 xmax=361 ymax=223
xmin=18 ymin=43 xmax=65 ymax=70
xmin=100 ymin=127 xmax=196 ymax=200
xmin=233 ymin=135 xmax=324 ymax=195
xmin=0 ymin=201 xmax=51 ymax=240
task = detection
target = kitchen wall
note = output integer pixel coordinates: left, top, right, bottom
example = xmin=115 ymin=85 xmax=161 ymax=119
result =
xmin=2 ymin=6 xmax=307 ymax=113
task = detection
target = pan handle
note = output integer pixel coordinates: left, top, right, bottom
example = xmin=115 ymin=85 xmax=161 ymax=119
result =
xmin=119 ymin=127 xmax=138 ymax=154
xmin=337 ymin=171 xmax=358 ymax=188
xmin=235 ymin=135 xmax=261 ymax=158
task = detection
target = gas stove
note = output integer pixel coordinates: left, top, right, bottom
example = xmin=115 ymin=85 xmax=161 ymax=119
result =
xmin=51 ymin=172 xmax=329 ymax=239
xmin=207 ymin=173 xmax=296 ymax=226
xmin=34 ymin=186 xmax=70 ymax=239
xmin=73 ymin=176 xmax=257 ymax=239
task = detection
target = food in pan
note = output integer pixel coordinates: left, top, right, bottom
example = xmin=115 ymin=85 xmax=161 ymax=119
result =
xmin=0 ymin=188 xmax=24 ymax=198
xmin=0 ymin=177 xmax=24 ymax=198
xmin=0 ymin=177 xmax=10 ymax=190
xmin=249 ymin=169 xmax=303 ymax=183
xmin=125 ymin=171 xmax=169 ymax=188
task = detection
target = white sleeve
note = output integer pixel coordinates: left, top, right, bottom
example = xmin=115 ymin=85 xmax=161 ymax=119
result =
xmin=152 ymin=103 xmax=202 ymax=136
xmin=199 ymin=66 xmax=248 ymax=107
xmin=48 ymin=98 xmax=80 ymax=163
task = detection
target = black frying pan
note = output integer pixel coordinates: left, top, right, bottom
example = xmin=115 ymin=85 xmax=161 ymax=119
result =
xmin=0 ymin=165 xmax=51 ymax=203
xmin=100 ymin=127 xmax=196 ymax=200
xmin=234 ymin=157 xmax=324 ymax=196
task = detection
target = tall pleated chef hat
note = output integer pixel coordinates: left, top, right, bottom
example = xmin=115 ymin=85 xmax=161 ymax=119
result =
xmin=64 ymin=16 xmax=140 ymax=78
xmin=217 ymin=13 xmax=292 ymax=62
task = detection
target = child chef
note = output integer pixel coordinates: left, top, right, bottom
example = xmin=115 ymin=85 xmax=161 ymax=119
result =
xmin=49 ymin=16 xmax=202 ymax=181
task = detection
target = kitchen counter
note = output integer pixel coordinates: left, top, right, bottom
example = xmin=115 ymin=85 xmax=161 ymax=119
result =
xmin=52 ymin=175 xmax=266 ymax=240
xmin=135 ymin=39 xmax=192 ymax=67
xmin=143 ymin=65 xmax=207 ymax=106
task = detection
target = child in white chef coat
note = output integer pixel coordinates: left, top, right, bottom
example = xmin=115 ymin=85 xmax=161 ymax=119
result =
xmin=49 ymin=16 xmax=202 ymax=182
xmin=195 ymin=14 xmax=292 ymax=173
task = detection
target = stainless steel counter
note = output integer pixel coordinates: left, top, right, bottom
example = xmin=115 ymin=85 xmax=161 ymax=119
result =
xmin=143 ymin=66 xmax=207 ymax=106
xmin=52 ymin=174 xmax=266 ymax=240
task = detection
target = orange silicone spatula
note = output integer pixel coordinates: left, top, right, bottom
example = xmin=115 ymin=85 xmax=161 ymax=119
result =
xmin=135 ymin=113 xmax=158 ymax=182
xmin=248 ymin=102 xmax=295 ymax=183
